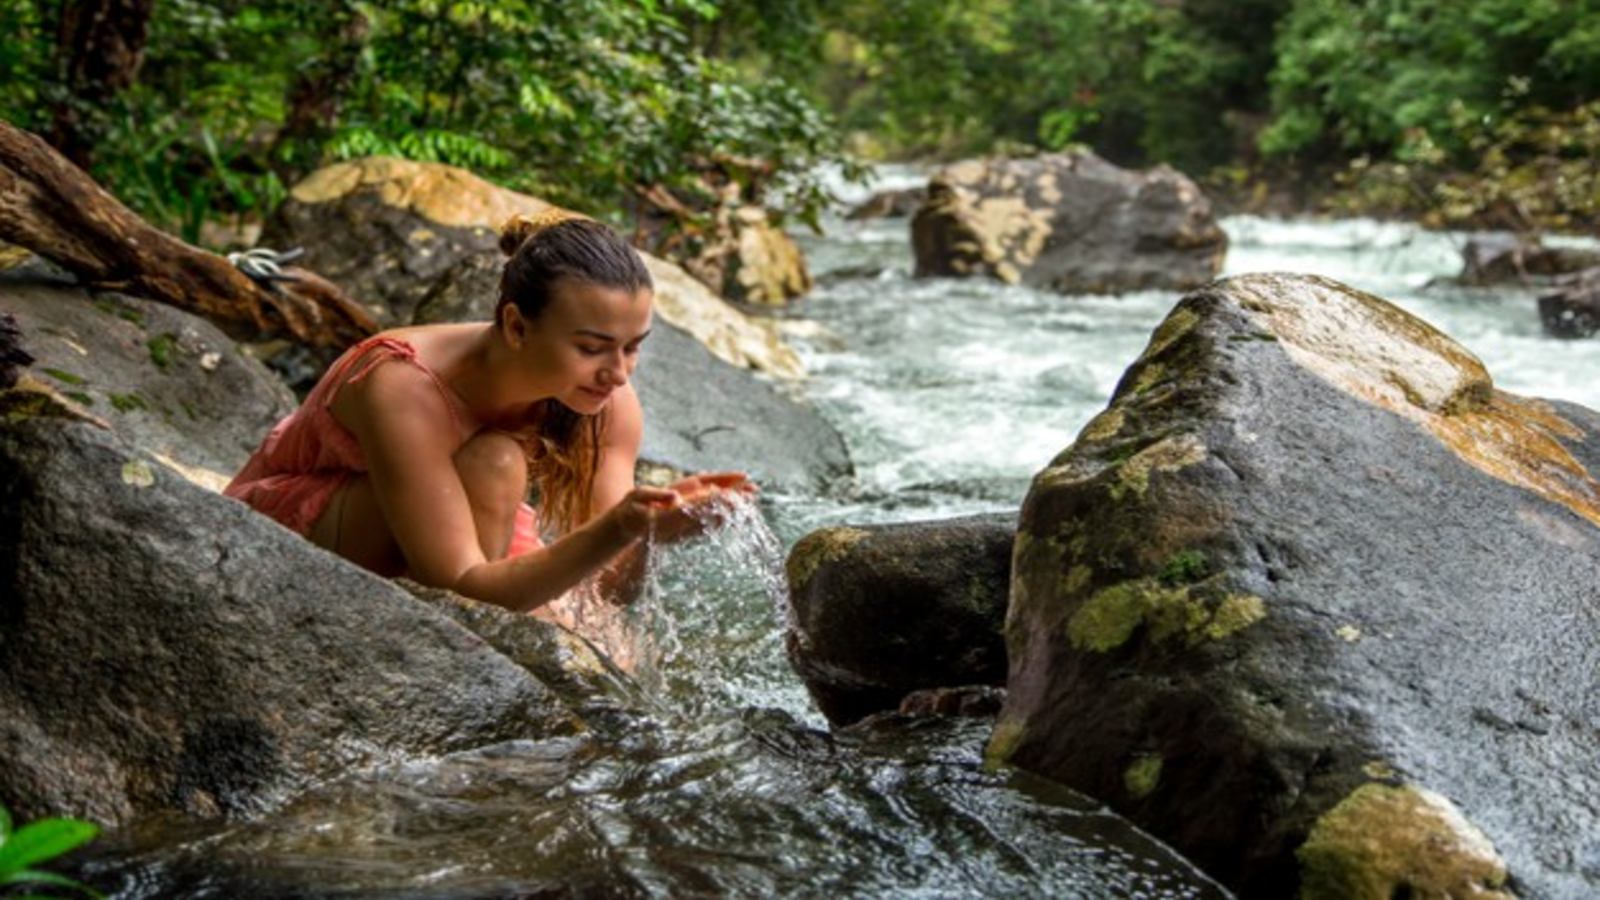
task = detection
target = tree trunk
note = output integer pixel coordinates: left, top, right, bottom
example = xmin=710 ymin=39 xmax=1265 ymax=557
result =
xmin=269 ymin=4 xmax=371 ymax=184
xmin=0 ymin=120 xmax=376 ymax=349
xmin=46 ymin=0 xmax=157 ymax=168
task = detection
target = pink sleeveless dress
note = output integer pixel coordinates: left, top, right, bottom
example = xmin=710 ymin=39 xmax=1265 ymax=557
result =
xmin=224 ymin=335 xmax=543 ymax=557
xmin=226 ymin=335 xmax=639 ymax=669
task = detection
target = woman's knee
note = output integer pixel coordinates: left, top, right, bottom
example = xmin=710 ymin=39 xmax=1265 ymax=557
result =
xmin=454 ymin=431 xmax=529 ymax=510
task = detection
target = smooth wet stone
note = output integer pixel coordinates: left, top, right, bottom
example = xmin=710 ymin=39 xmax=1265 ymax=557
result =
xmin=992 ymin=273 xmax=1600 ymax=897
xmin=0 ymin=411 xmax=598 ymax=828
xmin=911 ymin=150 xmax=1226 ymax=294
xmin=785 ymin=513 xmax=1014 ymax=726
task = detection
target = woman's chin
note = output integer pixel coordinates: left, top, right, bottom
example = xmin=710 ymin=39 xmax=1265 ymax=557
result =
xmin=562 ymin=391 xmax=611 ymax=414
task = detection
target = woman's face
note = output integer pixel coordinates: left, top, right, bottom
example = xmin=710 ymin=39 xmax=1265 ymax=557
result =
xmin=507 ymin=278 xmax=653 ymax=414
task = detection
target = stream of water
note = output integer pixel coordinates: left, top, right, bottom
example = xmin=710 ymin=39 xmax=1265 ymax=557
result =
xmin=81 ymin=166 xmax=1598 ymax=898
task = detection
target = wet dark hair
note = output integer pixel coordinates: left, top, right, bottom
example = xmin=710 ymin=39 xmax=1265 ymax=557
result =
xmin=496 ymin=212 xmax=653 ymax=323
xmin=496 ymin=211 xmax=653 ymax=535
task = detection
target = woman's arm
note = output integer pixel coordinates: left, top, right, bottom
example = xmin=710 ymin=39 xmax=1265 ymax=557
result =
xmin=345 ymin=363 xmax=669 ymax=612
xmin=587 ymin=385 xmax=653 ymax=604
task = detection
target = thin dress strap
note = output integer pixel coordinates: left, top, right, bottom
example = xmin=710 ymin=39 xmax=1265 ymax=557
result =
xmin=324 ymin=336 xmax=468 ymax=435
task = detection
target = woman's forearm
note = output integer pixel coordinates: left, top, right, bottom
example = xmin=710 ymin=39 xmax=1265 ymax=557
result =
xmin=453 ymin=509 xmax=638 ymax=612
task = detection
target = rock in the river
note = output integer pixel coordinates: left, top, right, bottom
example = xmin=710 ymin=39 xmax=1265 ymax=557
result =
xmin=676 ymin=204 xmax=813 ymax=306
xmin=0 ymin=407 xmax=622 ymax=827
xmin=0 ymin=276 xmax=294 ymax=490
xmin=1458 ymin=232 xmax=1600 ymax=285
xmin=912 ymin=151 xmax=1226 ymax=294
xmin=786 ymin=514 xmax=1014 ymax=726
xmin=265 ymin=157 xmax=802 ymax=378
xmin=1538 ymin=268 xmax=1600 ymax=338
xmin=991 ymin=273 xmax=1599 ymax=898
xmin=846 ymin=186 xmax=926 ymax=220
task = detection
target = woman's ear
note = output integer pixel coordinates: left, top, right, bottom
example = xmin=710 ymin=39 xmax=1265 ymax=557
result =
xmin=500 ymin=304 xmax=527 ymax=349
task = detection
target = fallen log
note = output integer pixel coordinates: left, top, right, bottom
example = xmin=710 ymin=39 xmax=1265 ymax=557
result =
xmin=0 ymin=119 xmax=375 ymax=349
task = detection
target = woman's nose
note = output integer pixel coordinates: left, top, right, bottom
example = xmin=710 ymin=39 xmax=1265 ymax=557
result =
xmin=599 ymin=352 xmax=627 ymax=386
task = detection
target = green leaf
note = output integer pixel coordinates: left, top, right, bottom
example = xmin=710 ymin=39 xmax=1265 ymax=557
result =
xmin=0 ymin=819 xmax=99 ymax=880
xmin=2 ymin=867 xmax=103 ymax=898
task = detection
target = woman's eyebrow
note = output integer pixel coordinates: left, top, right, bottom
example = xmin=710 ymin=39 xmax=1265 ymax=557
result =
xmin=573 ymin=328 xmax=652 ymax=343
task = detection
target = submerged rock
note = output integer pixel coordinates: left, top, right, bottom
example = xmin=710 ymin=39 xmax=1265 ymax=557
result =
xmin=0 ymin=409 xmax=631 ymax=827
xmin=911 ymin=151 xmax=1226 ymax=294
xmin=992 ymin=273 xmax=1600 ymax=897
xmin=1538 ymin=269 xmax=1600 ymax=338
xmin=0 ymin=277 xmax=294 ymax=490
xmin=785 ymin=514 xmax=1013 ymax=726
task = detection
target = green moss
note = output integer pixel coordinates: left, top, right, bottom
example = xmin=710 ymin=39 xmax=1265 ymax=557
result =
xmin=1060 ymin=565 xmax=1092 ymax=596
xmin=985 ymin=717 xmax=1027 ymax=768
xmin=1297 ymin=783 xmax=1511 ymax=900
xmin=95 ymin=298 xmax=145 ymax=327
xmin=785 ymin=526 xmax=871 ymax=592
xmin=1109 ymin=459 xmax=1151 ymax=501
xmin=62 ymin=391 xmax=94 ymax=406
xmin=1124 ymin=754 xmax=1162 ymax=799
xmin=109 ymin=392 xmax=150 ymax=413
xmin=1068 ymin=578 xmax=1267 ymax=653
xmin=41 ymin=367 xmax=87 ymax=386
xmin=1204 ymin=593 xmax=1267 ymax=640
xmin=1159 ymin=550 xmax=1210 ymax=585
xmin=146 ymin=332 xmax=179 ymax=370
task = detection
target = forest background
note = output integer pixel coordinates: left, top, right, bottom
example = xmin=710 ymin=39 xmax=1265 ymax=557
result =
xmin=2 ymin=0 xmax=1596 ymax=250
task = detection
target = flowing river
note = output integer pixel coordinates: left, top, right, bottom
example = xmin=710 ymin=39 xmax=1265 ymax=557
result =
xmin=81 ymin=167 xmax=1598 ymax=897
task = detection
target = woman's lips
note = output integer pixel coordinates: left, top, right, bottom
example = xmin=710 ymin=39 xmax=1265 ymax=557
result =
xmin=579 ymin=386 xmax=613 ymax=400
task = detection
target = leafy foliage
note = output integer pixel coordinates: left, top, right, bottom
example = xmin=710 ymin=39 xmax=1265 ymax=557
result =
xmin=0 ymin=803 xmax=102 ymax=898
xmin=0 ymin=0 xmax=854 ymax=244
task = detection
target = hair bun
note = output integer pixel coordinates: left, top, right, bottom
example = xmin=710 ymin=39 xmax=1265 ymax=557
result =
xmin=499 ymin=208 xmax=585 ymax=257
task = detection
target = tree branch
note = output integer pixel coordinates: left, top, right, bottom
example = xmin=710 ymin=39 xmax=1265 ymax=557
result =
xmin=0 ymin=119 xmax=376 ymax=349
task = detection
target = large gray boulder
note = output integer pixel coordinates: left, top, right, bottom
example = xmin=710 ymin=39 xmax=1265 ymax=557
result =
xmin=0 ymin=273 xmax=294 ymax=489
xmin=0 ymin=402 xmax=629 ymax=827
xmin=992 ymin=273 xmax=1599 ymax=898
xmin=912 ymin=151 xmax=1227 ymax=294
xmin=785 ymin=514 xmax=1014 ymax=726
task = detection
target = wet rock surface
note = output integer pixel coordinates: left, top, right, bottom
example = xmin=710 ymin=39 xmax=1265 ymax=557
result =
xmin=1538 ymin=268 xmax=1600 ymax=338
xmin=991 ymin=273 xmax=1600 ymax=897
xmin=1 ymin=276 xmax=295 ymax=489
xmin=912 ymin=150 xmax=1227 ymax=294
xmin=785 ymin=513 xmax=1014 ymax=726
xmin=1458 ymin=232 xmax=1600 ymax=286
xmin=0 ymin=410 xmax=614 ymax=828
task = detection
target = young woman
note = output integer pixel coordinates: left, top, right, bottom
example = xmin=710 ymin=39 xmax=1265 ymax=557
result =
xmin=225 ymin=209 xmax=749 ymax=616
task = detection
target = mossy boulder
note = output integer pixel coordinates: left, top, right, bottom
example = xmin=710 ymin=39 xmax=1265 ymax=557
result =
xmin=991 ymin=273 xmax=1600 ymax=897
xmin=1457 ymin=233 xmax=1600 ymax=286
xmin=911 ymin=150 xmax=1227 ymax=295
xmin=785 ymin=514 xmax=1014 ymax=726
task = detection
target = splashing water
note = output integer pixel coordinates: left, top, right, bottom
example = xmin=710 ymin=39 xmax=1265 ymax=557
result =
xmin=623 ymin=494 xmax=816 ymax=722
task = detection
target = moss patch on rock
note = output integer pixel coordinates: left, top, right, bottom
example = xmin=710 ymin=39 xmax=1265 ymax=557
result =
xmin=1124 ymin=753 xmax=1163 ymax=799
xmin=1067 ymin=577 xmax=1265 ymax=653
xmin=1297 ymin=782 xmax=1513 ymax=900
xmin=786 ymin=526 xmax=872 ymax=593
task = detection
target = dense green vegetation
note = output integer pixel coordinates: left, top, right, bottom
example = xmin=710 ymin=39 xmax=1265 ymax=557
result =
xmin=1 ymin=0 xmax=1595 ymax=236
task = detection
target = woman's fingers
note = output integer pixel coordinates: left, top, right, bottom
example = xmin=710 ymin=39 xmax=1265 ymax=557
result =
xmin=632 ymin=486 xmax=679 ymax=508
